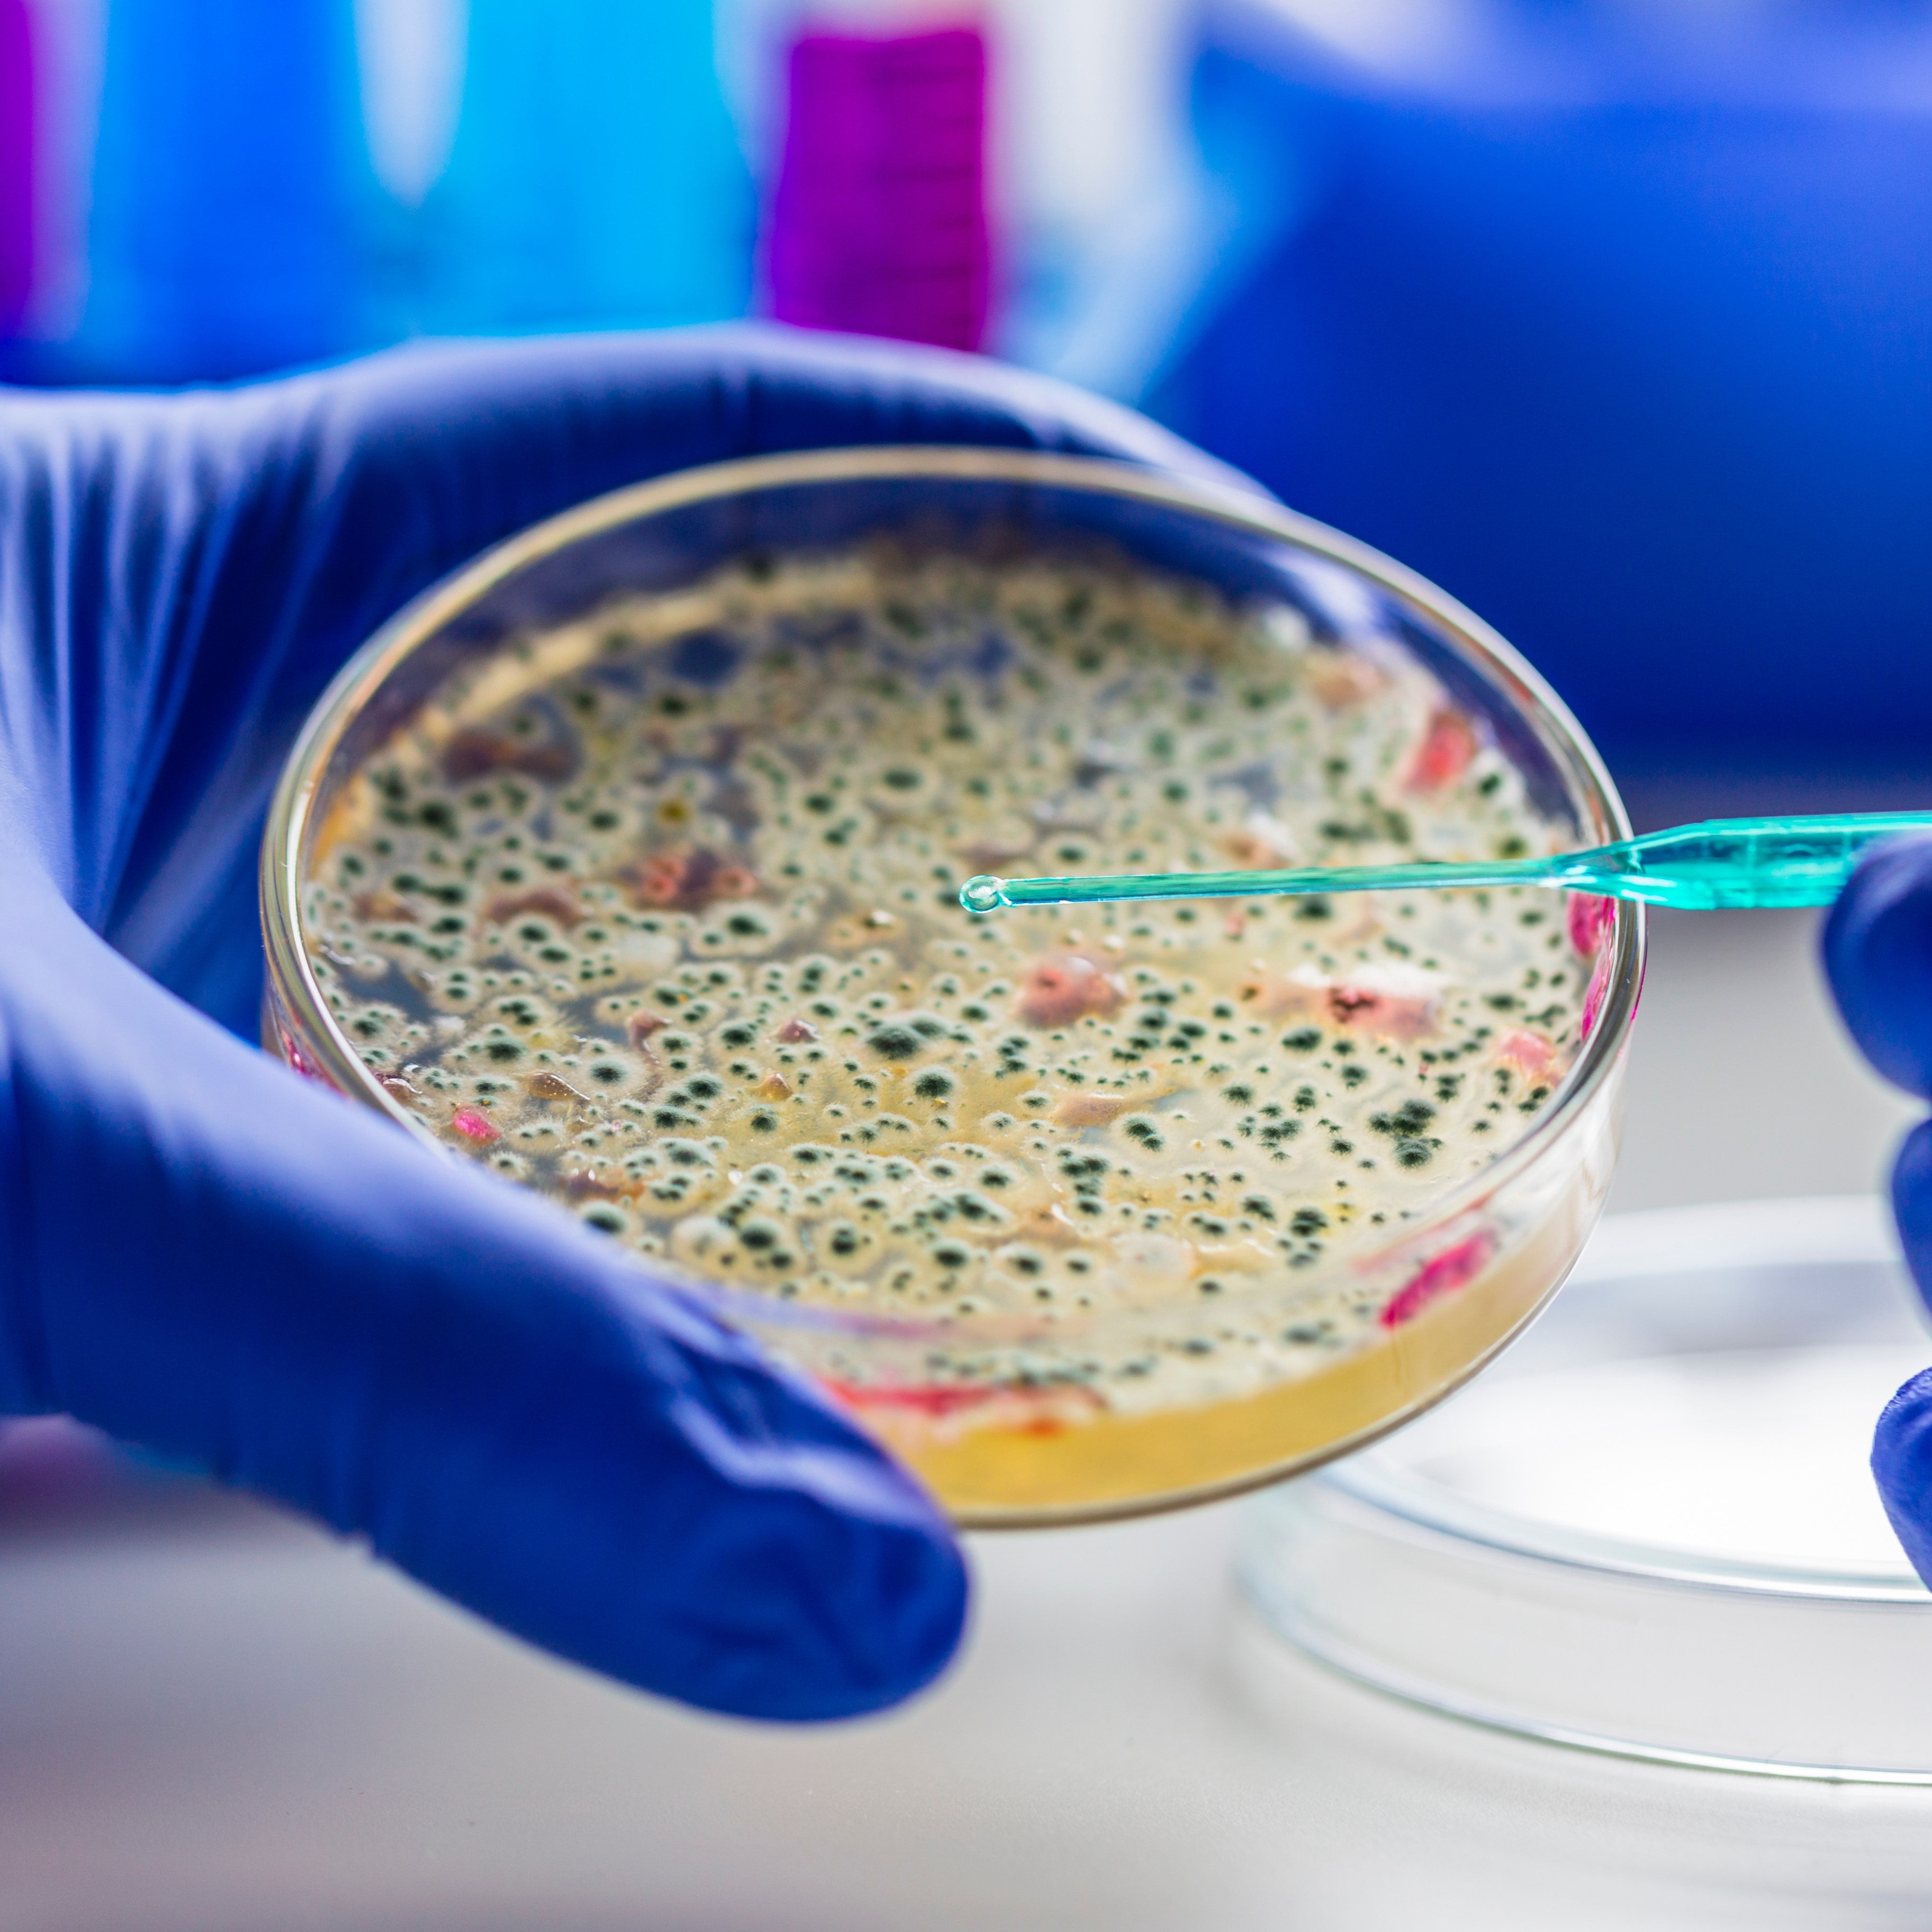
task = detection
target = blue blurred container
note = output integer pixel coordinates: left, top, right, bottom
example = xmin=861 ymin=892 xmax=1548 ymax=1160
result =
xmin=415 ymin=0 xmax=752 ymax=335
xmin=1165 ymin=5 xmax=1932 ymax=777
xmin=76 ymin=0 xmax=379 ymax=383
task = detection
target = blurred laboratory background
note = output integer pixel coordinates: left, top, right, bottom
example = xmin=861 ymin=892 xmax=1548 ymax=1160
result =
xmin=4 ymin=0 xmax=1927 ymax=1519
xmin=8 ymin=7 xmax=1932 ymax=1925
xmin=8 ymin=0 xmax=1932 ymax=799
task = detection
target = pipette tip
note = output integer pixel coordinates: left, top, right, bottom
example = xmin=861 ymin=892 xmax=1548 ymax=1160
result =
xmin=959 ymin=874 xmax=1008 ymax=914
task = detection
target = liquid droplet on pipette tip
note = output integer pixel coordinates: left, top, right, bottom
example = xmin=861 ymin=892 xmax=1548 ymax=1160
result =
xmin=959 ymin=874 xmax=1007 ymax=915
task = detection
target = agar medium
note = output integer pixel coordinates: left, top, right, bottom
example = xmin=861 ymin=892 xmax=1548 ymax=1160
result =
xmin=262 ymin=448 xmax=1640 ymax=1524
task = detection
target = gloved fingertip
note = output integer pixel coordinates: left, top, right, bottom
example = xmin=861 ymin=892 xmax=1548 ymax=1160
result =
xmin=734 ymin=1431 xmax=972 ymax=1719
xmin=635 ymin=1478 xmax=970 ymax=1723
xmin=806 ymin=1492 xmax=971 ymax=1719
xmin=1872 ymin=1365 xmax=1932 ymax=1586
xmin=1822 ymin=835 xmax=1932 ymax=1099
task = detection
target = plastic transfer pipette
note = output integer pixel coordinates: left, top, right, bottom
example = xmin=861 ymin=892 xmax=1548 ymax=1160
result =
xmin=958 ymin=812 xmax=1932 ymax=916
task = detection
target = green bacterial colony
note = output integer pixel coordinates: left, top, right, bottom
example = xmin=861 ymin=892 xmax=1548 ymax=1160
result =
xmin=302 ymin=548 xmax=1592 ymax=1404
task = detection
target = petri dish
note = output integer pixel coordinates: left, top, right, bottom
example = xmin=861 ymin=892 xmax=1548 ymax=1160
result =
xmin=1241 ymin=1196 xmax=1932 ymax=1781
xmin=260 ymin=446 xmax=1641 ymax=1525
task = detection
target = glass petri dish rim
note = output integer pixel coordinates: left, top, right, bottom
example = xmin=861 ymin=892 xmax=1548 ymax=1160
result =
xmin=1322 ymin=1195 xmax=1927 ymax=1605
xmin=1327 ymin=1444 xmax=1928 ymax=1605
xmin=260 ymin=443 xmax=1645 ymax=1353
xmin=1241 ymin=1197 xmax=1932 ymax=1786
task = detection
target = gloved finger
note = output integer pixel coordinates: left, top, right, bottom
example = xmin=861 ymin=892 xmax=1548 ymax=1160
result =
xmin=1873 ymin=1367 xmax=1932 ymax=1587
xmin=1890 ymin=1114 xmax=1932 ymax=1305
xmin=0 ymin=867 xmax=967 ymax=1721
xmin=1872 ymin=1123 xmax=1932 ymax=1584
xmin=1821 ymin=833 xmax=1932 ymax=1100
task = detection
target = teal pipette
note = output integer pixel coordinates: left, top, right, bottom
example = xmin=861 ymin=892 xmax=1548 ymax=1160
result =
xmin=958 ymin=813 xmax=1932 ymax=916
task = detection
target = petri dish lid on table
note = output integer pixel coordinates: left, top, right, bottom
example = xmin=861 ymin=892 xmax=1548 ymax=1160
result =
xmin=1241 ymin=1196 xmax=1932 ymax=1783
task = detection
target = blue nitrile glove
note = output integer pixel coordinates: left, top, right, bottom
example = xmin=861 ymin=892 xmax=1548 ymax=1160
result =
xmin=0 ymin=327 xmax=1242 ymax=1719
xmin=1822 ymin=836 xmax=1932 ymax=1584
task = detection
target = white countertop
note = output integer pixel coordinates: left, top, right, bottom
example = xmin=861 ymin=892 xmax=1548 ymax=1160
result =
xmin=3 ymin=905 xmax=1927 ymax=1929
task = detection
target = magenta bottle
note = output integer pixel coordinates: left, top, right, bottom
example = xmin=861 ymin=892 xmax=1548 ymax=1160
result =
xmin=767 ymin=24 xmax=990 ymax=352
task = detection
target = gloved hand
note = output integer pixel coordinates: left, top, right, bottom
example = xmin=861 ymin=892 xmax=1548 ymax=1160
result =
xmin=1822 ymin=836 xmax=1932 ymax=1582
xmin=0 ymin=327 xmax=1241 ymax=1719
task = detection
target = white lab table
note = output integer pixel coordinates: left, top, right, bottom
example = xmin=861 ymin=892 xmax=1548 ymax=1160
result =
xmin=3 ymin=905 xmax=1926 ymax=1930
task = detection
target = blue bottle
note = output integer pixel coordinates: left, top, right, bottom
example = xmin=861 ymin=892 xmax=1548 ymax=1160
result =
xmin=415 ymin=0 xmax=752 ymax=336
xmin=78 ymin=0 xmax=380 ymax=383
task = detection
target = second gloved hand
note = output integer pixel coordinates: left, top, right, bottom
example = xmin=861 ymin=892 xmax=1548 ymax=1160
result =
xmin=1822 ymin=833 xmax=1932 ymax=1583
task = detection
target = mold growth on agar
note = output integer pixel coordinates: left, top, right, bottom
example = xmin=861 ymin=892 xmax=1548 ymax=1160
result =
xmin=303 ymin=549 xmax=1604 ymax=1413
